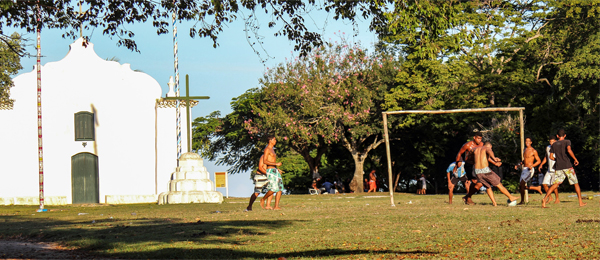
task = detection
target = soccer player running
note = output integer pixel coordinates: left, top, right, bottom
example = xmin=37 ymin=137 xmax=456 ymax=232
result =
xmin=538 ymin=136 xmax=559 ymax=204
xmin=261 ymin=135 xmax=284 ymax=210
xmin=542 ymin=129 xmax=586 ymax=208
xmin=473 ymin=142 xmax=518 ymax=206
xmin=515 ymin=137 xmax=543 ymax=204
xmin=446 ymin=161 xmax=471 ymax=204
xmin=454 ymin=131 xmax=483 ymax=205
xmin=246 ymin=155 xmax=268 ymax=211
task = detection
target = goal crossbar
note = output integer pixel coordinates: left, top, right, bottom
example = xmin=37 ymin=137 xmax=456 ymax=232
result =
xmin=382 ymin=107 xmax=526 ymax=206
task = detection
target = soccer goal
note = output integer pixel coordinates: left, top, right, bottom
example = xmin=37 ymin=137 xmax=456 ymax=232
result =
xmin=382 ymin=107 xmax=526 ymax=206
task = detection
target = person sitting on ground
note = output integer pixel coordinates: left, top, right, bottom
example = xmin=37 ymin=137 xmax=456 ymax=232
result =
xmin=473 ymin=142 xmax=518 ymax=206
xmin=322 ymin=179 xmax=334 ymax=194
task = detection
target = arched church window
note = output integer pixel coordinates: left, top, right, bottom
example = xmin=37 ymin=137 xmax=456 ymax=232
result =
xmin=74 ymin=111 xmax=94 ymax=141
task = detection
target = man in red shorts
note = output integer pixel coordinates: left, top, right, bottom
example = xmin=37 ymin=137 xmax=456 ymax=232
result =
xmin=472 ymin=142 xmax=518 ymax=206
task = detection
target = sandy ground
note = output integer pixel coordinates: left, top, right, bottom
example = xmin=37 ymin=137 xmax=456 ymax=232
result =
xmin=0 ymin=240 xmax=91 ymax=259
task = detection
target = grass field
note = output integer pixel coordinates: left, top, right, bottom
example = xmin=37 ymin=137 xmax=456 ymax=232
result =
xmin=0 ymin=192 xmax=598 ymax=259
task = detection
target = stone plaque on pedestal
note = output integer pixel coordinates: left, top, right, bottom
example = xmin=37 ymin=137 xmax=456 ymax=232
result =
xmin=158 ymin=153 xmax=223 ymax=204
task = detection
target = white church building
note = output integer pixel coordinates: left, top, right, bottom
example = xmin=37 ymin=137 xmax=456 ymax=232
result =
xmin=0 ymin=38 xmax=193 ymax=205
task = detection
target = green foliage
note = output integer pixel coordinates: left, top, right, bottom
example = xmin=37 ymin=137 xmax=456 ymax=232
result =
xmin=0 ymin=32 xmax=21 ymax=107
xmin=246 ymin=39 xmax=399 ymax=191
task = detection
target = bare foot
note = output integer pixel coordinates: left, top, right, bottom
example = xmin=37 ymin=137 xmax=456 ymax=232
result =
xmin=273 ymin=207 xmax=282 ymax=210
xmin=508 ymin=196 xmax=518 ymax=203
xmin=542 ymin=200 xmax=549 ymax=208
xmin=518 ymin=201 xmax=526 ymax=205
xmin=492 ymin=203 xmax=497 ymax=207
xmin=260 ymin=198 xmax=266 ymax=209
xmin=464 ymin=197 xmax=476 ymax=205
xmin=265 ymin=206 xmax=273 ymax=210
xmin=553 ymin=199 xmax=560 ymax=204
xmin=579 ymin=202 xmax=587 ymax=207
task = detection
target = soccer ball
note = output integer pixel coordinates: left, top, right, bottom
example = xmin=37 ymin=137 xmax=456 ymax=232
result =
xmin=507 ymin=199 xmax=517 ymax=207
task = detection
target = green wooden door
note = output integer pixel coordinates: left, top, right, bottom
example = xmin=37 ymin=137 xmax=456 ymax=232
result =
xmin=71 ymin=153 xmax=99 ymax=204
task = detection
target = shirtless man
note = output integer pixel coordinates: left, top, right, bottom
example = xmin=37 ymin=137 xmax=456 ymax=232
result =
xmin=473 ymin=142 xmax=518 ymax=206
xmin=542 ymin=129 xmax=586 ymax=208
xmin=454 ymin=131 xmax=483 ymax=205
xmin=538 ymin=136 xmax=559 ymax=204
xmin=246 ymin=155 xmax=268 ymax=211
xmin=260 ymin=135 xmax=284 ymax=210
xmin=515 ymin=137 xmax=542 ymax=204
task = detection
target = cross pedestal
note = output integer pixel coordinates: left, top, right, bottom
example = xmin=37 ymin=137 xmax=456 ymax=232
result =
xmin=158 ymin=75 xmax=222 ymax=204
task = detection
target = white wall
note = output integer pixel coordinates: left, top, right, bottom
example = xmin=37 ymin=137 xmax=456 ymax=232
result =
xmin=0 ymin=38 xmax=180 ymax=203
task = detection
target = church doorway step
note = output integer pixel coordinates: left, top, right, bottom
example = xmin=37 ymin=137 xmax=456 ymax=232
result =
xmin=71 ymin=153 xmax=99 ymax=204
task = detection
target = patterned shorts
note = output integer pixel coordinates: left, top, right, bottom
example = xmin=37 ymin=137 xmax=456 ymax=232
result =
xmin=554 ymin=168 xmax=578 ymax=185
xmin=266 ymin=168 xmax=284 ymax=192
xmin=253 ymin=173 xmax=269 ymax=193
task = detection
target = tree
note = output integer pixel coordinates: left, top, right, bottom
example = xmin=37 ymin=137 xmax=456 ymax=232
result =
xmin=0 ymin=32 xmax=22 ymax=108
xmin=245 ymin=40 xmax=398 ymax=192
xmin=192 ymin=88 xmax=266 ymax=174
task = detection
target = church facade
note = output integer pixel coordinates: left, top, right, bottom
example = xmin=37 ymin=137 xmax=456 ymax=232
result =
xmin=0 ymin=38 xmax=190 ymax=205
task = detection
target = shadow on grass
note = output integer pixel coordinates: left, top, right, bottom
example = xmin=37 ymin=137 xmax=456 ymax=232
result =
xmin=109 ymin=248 xmax=440 ymax=259
xmin=0 ymin=215 xmax=439 ymax=258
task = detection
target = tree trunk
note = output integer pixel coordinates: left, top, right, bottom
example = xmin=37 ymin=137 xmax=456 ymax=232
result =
xmin=393 ymin=171 xmax=401 ymax=192
xmin=349 ymin=156 xmax=365 ymax=193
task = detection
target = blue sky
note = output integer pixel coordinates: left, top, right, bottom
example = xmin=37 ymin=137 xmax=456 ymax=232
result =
xmin=14 ymin=12 xmax=377 ymax=198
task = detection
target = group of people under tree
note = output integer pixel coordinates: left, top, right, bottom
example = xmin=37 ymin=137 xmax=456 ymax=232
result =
xmin=447 ymin=129 xmax=586 ymax=207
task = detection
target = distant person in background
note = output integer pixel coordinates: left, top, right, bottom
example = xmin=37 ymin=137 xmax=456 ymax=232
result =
xmin=418 ymin=174 xmax=427 ymax=195
xmin=446 ymin=161 xmax=470 ymax=204
xmin=364 ymin=178 xmax=370 ymax=192
xmin=322 ymin=179 xmax=333 ymax=194
xmin=312 ymin=165 xmax=322 ymax=193
xmin=368 ymin=170 xmax=377 ymax=192
xmin=539 ymin=136 xmax=559 ymax=204
xmin=246 ymin=155 xmax=268 ymax=211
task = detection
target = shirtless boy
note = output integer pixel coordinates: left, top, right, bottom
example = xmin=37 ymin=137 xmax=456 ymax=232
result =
xmin=454 ymin=131 xmax=483 ymax=205
xmin=246 ymin=155 xmax=268 ymax=211
xmin=542 ymin=129 xmax=586 ymax=208
xmin=538 ymin=136 xmax=559 ymax=204
xmin=515 ymin=137 xmax=542 ymax=204
xmin=473 ymin=142 xmax=518 ymax=206
xmin=260 ymin=135 xmax=284 ymax=210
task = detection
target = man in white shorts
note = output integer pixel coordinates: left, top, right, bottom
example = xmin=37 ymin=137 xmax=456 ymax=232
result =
xmin=515 ymin=137 xmax=542 ymax=204
xmin=538 ymin=136 xmax=559 ymax=204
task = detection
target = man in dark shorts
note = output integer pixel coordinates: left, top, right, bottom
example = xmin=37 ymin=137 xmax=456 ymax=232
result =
xmin=454 ymin=131 xmax=483 ymax=205
xmin=542 ymin=129 xmax=586 ymax=208
xmin=446 ymin=161 xmax=470 ymax=204
xmin=473 ymin=142 xmax=518 ymax=206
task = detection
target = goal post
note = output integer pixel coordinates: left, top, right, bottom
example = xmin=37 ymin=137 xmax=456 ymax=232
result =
xmin=382 ymin=107 xmax=526 ymax=206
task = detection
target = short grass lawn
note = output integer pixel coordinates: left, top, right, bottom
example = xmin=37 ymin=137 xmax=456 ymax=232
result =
xmin=0 ymin=192 xmax=598 ymax=259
